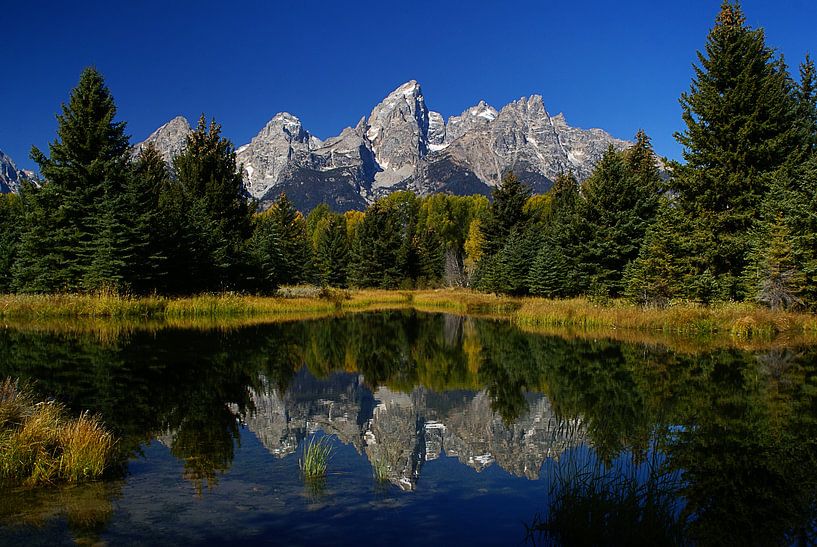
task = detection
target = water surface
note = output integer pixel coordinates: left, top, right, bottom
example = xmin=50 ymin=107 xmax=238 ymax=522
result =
xmin=1 ymin=311 xmax=816 ymax=545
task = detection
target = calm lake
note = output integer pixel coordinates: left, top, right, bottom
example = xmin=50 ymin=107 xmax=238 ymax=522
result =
xmin=1 ymin=310 xmax=816 ymax=545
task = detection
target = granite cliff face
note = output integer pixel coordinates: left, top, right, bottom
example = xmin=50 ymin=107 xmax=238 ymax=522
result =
xmin=136 ymin=81 xmax=632 ymax=212
xmin=0 ymin=149 xmax=35 ymax=193
xmin=132 ymin=115 xmax=191 ymax=163
xmin=243 ymin=369 xmax=585 ymax=491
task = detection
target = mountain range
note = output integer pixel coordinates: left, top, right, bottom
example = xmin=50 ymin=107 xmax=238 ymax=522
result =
xmin=3 ymin=81 xmax=633 ymax=212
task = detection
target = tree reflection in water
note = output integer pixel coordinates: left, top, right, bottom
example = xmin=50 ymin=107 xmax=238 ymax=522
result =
xmin=0 ymin=311 xmax=815 ymax=544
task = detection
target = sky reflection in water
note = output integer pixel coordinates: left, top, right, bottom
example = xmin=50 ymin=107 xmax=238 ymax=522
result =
xmin=1 ymin=311 xmax=815 ymax=545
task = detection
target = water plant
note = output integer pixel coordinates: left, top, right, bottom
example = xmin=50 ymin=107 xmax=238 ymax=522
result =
xmin=0 ymin=378 xmax=116 ymax=486
xmin=371 ymin=457 xmax=390 ymax=484
xmin=299 ymin=435 xmax=333 ymax=481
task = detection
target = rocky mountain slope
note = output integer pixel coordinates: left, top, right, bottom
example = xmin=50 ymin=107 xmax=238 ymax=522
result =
xmin=0 ymin=149 xmax=27 ymax=194
xmin=131 ymin=115 xmax=191 ymax=162
xmin=136 ymin=81 xmax=632 ymax=212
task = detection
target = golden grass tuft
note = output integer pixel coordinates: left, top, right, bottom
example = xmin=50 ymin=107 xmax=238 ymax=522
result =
xmin=0 ymin=379 xmax=117 ymax=487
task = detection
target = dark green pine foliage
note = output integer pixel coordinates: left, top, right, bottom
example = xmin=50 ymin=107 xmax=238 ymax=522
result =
xmin=624 ymin=198 xmax=700 ymax=306
xmin=348 ymin=202 xmax=403 ymax=288
xmin=476 ymin=171 xmax=532 ymax=292
xmin=11 ymin=184 xmax=66 ymax=292
xmin=416 ymin=227 xmax=445 ymax=287
xmin=527 ymin=173 xmax=581 ymax=298
xmin=482 ymin=172 xmax=531 ymax=256
xmin=314 ymin=213 xmax=349 ymax=287
xmin=795 ymin=54 xmax=817 ymax=156
xmin=82 ymin=194 xmax=131 ymax=291
xmin=248 ymin=212 xmax=285 ymax=293
xmin=527 ymin=233 xmax=571 ymax=298
xmin=673 ymin=1 xmax=802 ymax=299
xmin=383 ymin=191 xmax=421 ymax=284
xmin=577 ymin=134 xmax=661 ymax=297
xmin=127 ymin=144 xmax=169 ymax=292
xmin=15 ymin=67 xmax=131 ymax=292
xmin=0 ymin=193 xmax=23 ymax=292
xmin=172 ymin=116 xmax=254 ymax=291
xmin=744 ymin=156 xmax=817 ymax=309
xmin=745 ymin=210 xmax=806 ymax=310
xmin=265 ymin=193 xmax=313 ymax=286
xmin=480 ymin=227 xmax=537 ymax=295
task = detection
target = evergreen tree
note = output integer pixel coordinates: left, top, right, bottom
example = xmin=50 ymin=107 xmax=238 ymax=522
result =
xmin=82 ymin=195 xmax=131 ymax=290
xmin=525 ymin=173 xmax=582 ymax=297
xmin=624 ymin=198 xmax=699 ymax=306
xmin=128 ymin=144 xmax=170 ymax=292
xmin=248 ymin=211 xmax=285 ymax=293
xmin=265 ymin=193 xmax=313 ymax=285
xmin=348 ymin=202 xmax=403 ymax=288
xmin=482 ymin=172 xmax=531 ymax=256
xmin=11 ymin=183 xmax=70 ymax=292
xmin=314 ymin=213 xmax=349 ymax=287
xmin=673 ymin=2 xmax=801 ymax=298
xmin=382 ymin=191 xmax=421 ymax=284
xmin=795 ymin=54 xmax=817 ymax=155
xmin=527 ymin=233 xmax=571 ymax=298
xmin=416 ymin=227 xmax=445 ymax=286
xmin=172 ymin=116 xmax=254 ymax=291
xmin=576 ymin=137 xmax=660 ymax=296
xmin=15 ymin=67 xmax=131 ymax=292
xmin=476 ymin=227 xmax=535 ymax=295
xmin=748 ymin=212 xmax=806 ymax=310
xmin=743 ymin=157 xmax=817 ymax=309
xmin=0 ymin=193 xmax=23 ymax=292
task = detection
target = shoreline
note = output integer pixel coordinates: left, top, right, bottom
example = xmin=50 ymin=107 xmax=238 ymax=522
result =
xmin=1 ymin=289 xmax=816 ymax=346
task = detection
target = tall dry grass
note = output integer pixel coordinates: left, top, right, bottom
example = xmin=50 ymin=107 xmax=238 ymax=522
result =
xmin=1 ymin=289 xmax=816 ymax=346
xmin=0 ymin=379 xmax=116 ymax=486
xmin=514 ymin=298 xmax=817 ymax=339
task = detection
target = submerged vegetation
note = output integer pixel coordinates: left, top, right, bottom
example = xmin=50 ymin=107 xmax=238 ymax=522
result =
xmin=0 ymin=379 xmax=116 ymax=486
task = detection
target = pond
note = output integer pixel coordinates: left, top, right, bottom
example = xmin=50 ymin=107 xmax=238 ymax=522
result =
xmin=1 ymin=310 xmax=816 ymax=545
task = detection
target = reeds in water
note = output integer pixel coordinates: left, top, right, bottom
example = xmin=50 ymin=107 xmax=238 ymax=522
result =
xmin=371 ymin=457 xmax=390 ymax=484
xmin=298 ymin=435 xmax=333 ymax=481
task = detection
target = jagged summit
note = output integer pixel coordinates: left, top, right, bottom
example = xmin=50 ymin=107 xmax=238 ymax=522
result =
xmin=132 ymin=115 xmax=191 ymax=163
xmin=135 ymin=81 xmax=632 ymax=211
xmin=0 ymin=149 xmax=26 ymax=194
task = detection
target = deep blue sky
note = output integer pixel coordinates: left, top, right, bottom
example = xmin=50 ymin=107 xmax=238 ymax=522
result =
xmin=2 ymin=1 xmax=815 ymax=171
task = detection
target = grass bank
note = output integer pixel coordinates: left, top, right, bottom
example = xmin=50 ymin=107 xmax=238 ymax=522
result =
xmin=0 ymin=379 xmax=117 ymax=486
xmin=1 ymin=289 xmax=816 ymax=343
xmin=513 ymin=298 xmax=817 ymax=338
xmin=0 ymin=289 xmax=411 ymax=319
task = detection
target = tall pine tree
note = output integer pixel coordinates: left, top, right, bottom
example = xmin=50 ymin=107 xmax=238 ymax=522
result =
xmin=576 ymin=136 xmax=660 ymax=296
xmin=673 ymin=1 xmax=801 ymax=299
xmin=171 ymin=116 xmax=254 ymax=291
xmin=482 ymin=172 xmax=531 ymax=256
xmin=314 ymin=213 xmax=349 ymax=287
xmin=795 ymin=54 xmax=817 ymax=156
xmin=265 ymin=193 xmax=313 ymax=286
xmin=15 ymin=67 xmax=131 ymax=292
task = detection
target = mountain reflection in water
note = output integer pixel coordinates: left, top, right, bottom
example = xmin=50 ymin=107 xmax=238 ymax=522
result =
xmin=0 ymin=310 xmax=815 ymax=546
